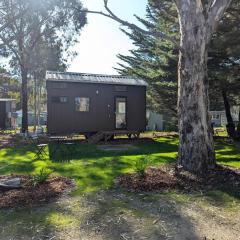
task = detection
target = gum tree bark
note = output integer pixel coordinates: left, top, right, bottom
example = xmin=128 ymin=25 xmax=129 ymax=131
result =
xmin=175 ymin=0 xmax=232 ymax=173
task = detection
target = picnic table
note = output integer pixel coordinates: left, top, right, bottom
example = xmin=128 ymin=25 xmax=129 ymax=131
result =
xmin=49 ymin=136 xmax=76 ymax=161
xmin=214 ymin=128 xmax=226 ymax=136
xmin=49 ymin=135 xmax=68 ymax=144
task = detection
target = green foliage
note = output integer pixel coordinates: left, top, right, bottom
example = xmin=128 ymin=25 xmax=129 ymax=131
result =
xmin=0 ymin=67 xmax=21 ymax=107
xmin=135 ymin=156 xmax=151 ymax=177
xmin=116 ymin=0 xmax=178 ymax=118
xmin=208 ymin=0 xmax=240 ymax=111
xmin=117 ymin=0 xmax=240 ymax=126
xmin=31 ymin=168 xmax=52 ymax=187
xmin=0 ymin=0 xmax=87 ymax=120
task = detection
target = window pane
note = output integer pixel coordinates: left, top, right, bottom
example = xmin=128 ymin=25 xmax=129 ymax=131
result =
xmin=52 ymin=82 xmax=67 ymax=88
xmin=75 ymin=97 xmax=90 ymax=112
xmin=52 ymin=96 xmax=68 ymax=103
xmin=115 ymin=86 xmax=127 ymax=92
xmin=116 ymin=97 xmax=126 ymax=129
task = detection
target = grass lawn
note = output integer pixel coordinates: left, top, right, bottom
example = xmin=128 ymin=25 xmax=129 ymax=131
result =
xmin=0 ymin=137 xmax=179 ymax=194
xmin=0 ymin=137 xmax=240 ymax=240
xmin=0 ymin=137 xmax=239 ymax=194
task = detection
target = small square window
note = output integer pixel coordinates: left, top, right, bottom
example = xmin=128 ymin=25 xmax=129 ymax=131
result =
xmin=52 ymin=96 xmax=68 ymax=103
xmin=52 ymin=82 xmax=67 ymax=88
xmin=75 ymin=97 xmax=90 ymax=112
xmin=115 ymin=86 xmax=127 ymax=92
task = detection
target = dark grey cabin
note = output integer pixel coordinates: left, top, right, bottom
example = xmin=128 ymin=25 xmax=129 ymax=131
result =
xmin=46 ymin=71 xmax=147 ymax=139
xmin=0 ymin=99 xmax=17 ymax=130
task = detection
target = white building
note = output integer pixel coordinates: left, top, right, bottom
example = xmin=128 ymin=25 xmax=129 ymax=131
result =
xmin=210 ymin=106 xmax=239 ymax=127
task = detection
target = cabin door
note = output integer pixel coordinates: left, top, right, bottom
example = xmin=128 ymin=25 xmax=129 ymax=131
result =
xmin=115 ymin=97 xmax=127 ymax=129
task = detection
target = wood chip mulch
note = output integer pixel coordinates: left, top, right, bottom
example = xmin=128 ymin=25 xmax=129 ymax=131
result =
xmin=116 ymin=165 xmax=240 ymax=192
xmin=0 ymin=175 xmax=74 ymax=209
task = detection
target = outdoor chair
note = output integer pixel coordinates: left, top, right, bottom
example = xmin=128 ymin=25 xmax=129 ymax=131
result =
xmin=25 ymin=134 xmax=48 ymax=160
xmin=34 ymin=143 xmax=48 ymax=160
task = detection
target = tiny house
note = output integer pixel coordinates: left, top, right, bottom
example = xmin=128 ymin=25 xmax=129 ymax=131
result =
xmin=0 ymin=99 xmax=17 ymax=130
xmin=46 ymin=71 xmax=147 ymax=139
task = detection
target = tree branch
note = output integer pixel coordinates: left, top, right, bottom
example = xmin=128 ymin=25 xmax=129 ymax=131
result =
xmin=207 ymin=0 xmax=233 ymax=35
xmin=80 ymin=0 xmax=182 ymax=52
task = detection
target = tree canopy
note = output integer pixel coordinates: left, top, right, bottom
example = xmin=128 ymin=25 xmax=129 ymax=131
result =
xmin=0 ymin=0 xmax=87 ymax=132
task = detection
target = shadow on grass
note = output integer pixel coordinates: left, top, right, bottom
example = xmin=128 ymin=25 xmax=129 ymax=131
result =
xmin=0 ymin=189 xmax=201 ymax=240
xmin=0 ymin=139 xmax=177 ymax=194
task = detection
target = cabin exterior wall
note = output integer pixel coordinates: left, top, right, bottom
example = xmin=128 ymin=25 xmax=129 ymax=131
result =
xmin=47 ymin=81 xmax=146 ymax=134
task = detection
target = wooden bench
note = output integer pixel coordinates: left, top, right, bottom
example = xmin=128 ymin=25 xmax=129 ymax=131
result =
xmin=214 ymin=128 xmax=226 ymax=136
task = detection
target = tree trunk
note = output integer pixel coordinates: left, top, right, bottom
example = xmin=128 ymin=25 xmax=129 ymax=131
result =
xmin=21 ymin=67 xmax=28 ymax=133
xmin=222 ymin=90 xmax=236 ymax=138
xmin=37 ymin=83 xmax=42 ymax=126
xmin=237 ymin=110 xmax=240 ymax=132
xmin=177 ymin=4 xmax=215 ymax=174
xmin=34 ymin=74 xmax=37 ymax=132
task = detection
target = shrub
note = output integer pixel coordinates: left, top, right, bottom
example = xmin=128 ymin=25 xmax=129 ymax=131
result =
xmin=135 ymin=157 xmax=151 ymax=177
xmin=31 ymin=168 xmax=51 ymax=187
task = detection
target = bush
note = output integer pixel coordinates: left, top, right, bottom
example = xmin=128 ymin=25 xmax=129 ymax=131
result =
xmin=135 ymin=157 xmax=151 ymax=177
xmin=31 ymin=168 xmax=51 ymax=187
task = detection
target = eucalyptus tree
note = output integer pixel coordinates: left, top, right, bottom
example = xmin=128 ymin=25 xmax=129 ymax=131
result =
xmin=118 ymin=0 xmax=240 ymax=139
xmin=0 ymin=0 xmax=87 ymax=133
xmin=28 ymin=34 xmax=70 ymax=129
xmin=85 ymin=0 xmax=233 ymax=173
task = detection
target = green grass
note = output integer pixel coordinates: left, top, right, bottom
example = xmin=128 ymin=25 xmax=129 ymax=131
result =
xmin=0 ymin=137 xmax=240 ymax=238
xmin=0 ymin=137 xmax=178 ymax=194
xmin=0 ymin=137 xmax=239 ymax=194
xmin=215 ymin=140 xmax=240 ymax=168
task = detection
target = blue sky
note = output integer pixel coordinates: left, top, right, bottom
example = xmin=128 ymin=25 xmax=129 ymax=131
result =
xmin=68 ymin=0 xmax=148 ymax=75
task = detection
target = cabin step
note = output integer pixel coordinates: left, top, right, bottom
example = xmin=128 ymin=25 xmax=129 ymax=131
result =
xmin=87 ymin=132 xmax=105 ymax=144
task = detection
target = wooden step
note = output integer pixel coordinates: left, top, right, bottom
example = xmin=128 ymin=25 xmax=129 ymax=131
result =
xmin=87 ymin=132 xmax=105 ymax=144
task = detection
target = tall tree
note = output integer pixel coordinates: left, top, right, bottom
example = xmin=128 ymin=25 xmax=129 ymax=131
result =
xmin=208 ymin=1 xmax=240 ymax=137
xmin=116 ymin=1 xmax=178 ymax=129
xmin=28 ymin=34 xmax=70 ymax=129
xmin=84 ymin=0 xmax=232 ymax=173
xmin=0 ymin=0 xmax=87 ymax=133
xmin=118 ymin=0 xmax=240 ymax=137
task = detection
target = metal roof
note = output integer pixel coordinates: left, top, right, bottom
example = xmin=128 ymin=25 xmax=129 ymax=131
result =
xmin=46 ymin=71 xmax=147 ymax=86
xmin=0 ymin=98 xmax=16 ymax=102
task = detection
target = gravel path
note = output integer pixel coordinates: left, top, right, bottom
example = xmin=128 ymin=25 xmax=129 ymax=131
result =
xmin=0 ymin=189 xmax=239 ymax=240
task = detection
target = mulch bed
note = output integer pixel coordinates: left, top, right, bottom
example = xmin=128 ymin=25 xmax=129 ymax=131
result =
xmin=0 ymin=175 xmax=74 ymax=209
xmin=116 ymin=165 xmax=240 ymax=192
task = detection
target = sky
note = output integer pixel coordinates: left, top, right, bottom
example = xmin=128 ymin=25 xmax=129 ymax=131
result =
xmin=68 ymin=0 xmax=148 ymax=75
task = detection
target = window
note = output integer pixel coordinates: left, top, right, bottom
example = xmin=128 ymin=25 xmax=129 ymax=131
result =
xmin=115 ymin=86 xmax=127 ymax=92
xmin=52 ymin=96 xmax=68 ymax=103
xmin=75 ymin=97 xmax=90 ymax=112
xmin=212 ymin=114 xmax=220 ymax=120
xmin=52 ymin=82 xmax=67 ymax=88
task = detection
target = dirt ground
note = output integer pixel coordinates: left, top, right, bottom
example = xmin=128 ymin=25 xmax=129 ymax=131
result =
xmin=0 ymin=188 xmax=239 ymax=240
